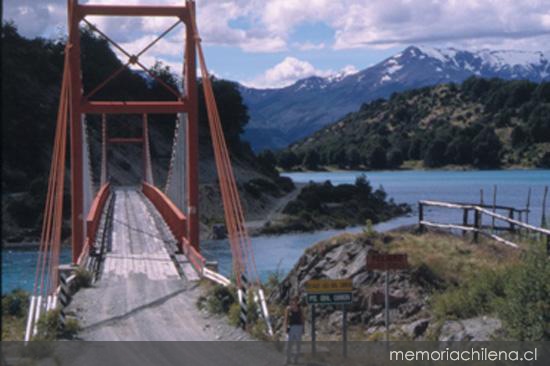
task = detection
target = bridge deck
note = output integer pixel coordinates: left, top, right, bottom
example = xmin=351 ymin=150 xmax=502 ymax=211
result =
xmin=104 ymin=189 xmax=180 ymax=281
xmin=68 ymin=188 xmax=247 ymax=341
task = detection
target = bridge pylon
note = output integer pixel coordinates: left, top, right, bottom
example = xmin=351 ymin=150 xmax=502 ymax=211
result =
xmin=65 ymin=0 xmax=200 ymax=263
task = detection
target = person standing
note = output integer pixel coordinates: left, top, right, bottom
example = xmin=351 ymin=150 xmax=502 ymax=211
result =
xmin=283 ymin=296 xmax=304 ymax=364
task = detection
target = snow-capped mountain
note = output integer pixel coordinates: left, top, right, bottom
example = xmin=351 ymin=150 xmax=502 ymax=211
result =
xmin=241 ymin=46 xmax=550 ymax=151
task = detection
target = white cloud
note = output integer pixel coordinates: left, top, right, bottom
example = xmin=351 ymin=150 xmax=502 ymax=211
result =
xmin=243 ymin=57 xmax=327 ymax=88
xmin=4 ymin=0 xmax=550 ymax=54
xmin=331 ymin=0 xmax=550 ymax=51
xmin=294 ymin=41 xmax=325 ymax=51
xmin=243 ymin=57 xmax=356 ymax=88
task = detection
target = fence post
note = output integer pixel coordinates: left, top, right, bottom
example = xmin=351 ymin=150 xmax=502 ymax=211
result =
xmin=418 ymin=202 xmax=424 ymax=232
xmin=525 ymin=188 xmax=531 ymax=225
xmin=491 ymin=185 xmax=497 ymax=233
xmin=508 ymin=209 xmax=515 ymax=232
xmin=473 ymin=209 xmax=480 ymax=243
xmin=462 ymin=209 xmax=469 ymax=237
xmin=542 ymin=186 xmax=548 ymax=228
xmin=480 ymin=188 xmax=484 ymax=206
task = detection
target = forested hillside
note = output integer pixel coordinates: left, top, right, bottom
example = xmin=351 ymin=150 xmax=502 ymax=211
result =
xmin=1 ymin=23 xmax=285 ymax=243
xmin=278 ymin=77 xmax=550 ymax=170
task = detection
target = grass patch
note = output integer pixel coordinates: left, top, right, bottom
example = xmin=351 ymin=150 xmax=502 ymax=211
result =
xmin=382 ymin=231 xmax=520 ymax=285
xmin=1 ymin=289 xmax=30 ymax=340
xmin=1 ymin=314 xmax=26 ymax=340
xmin=431 ymin=243 xmax=549 ymax=340
xmin=35 ymin=309 xmax=80 ymax=340
xmin=73 ymin=267 xmax=93 ymax=289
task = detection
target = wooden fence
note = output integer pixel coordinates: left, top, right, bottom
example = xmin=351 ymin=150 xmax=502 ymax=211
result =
xmin=418 ymin=200 xmax=550 ymax=254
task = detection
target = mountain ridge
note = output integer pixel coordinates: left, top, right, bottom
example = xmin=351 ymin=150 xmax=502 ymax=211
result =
xmin=240 ymin=45 xmax=550 ymax=151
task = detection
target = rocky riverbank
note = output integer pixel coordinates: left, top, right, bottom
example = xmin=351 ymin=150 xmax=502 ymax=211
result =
xmin=267 ymin=227 xmax=547 ymax=341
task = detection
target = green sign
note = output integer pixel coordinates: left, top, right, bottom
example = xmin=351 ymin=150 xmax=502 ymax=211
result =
xmin=306 ymin=292 xmax=352 ymax=305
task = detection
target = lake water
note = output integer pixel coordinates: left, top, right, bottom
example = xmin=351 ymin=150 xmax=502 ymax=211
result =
xmin=3 ymin=169 xmax=549 ymax=293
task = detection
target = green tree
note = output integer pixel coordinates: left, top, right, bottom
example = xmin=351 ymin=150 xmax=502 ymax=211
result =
xmin=347 ymin=148 xmax=361 ymax=168
xmin=277 ymin=151 xmax=299 ymax=170
xmin=387 ymin=149 xmax=404 ymax=168
xmin=366 ymin=145 xmax=387 ymax=169
xmin=511 ymin=125 xmax=528 ymax=146
xmin=424 ymin=139 xmax=447 ymax=167
xmin=408 ymin=136 xmax=423 ymax=160
xmin=332 ymin=149 xmax=347 ymax=169
xmin=527 ymin=105 xmax=550 ymax=143
xmin=303 ymin=150 xmax=321 ymax=170
xmin=472 ymin=128 xmax=502 ymax=167
xmin=198 ymin=78 xmax=250 ymax=151
xmin=257 ymin=149 xmax=277 ymax=172
xmin=445 ymin=135 xmax=472 ymax=164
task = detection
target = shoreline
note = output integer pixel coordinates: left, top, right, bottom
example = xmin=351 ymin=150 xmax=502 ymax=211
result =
xmin=280 ymin=166 xmax=548 ymax=174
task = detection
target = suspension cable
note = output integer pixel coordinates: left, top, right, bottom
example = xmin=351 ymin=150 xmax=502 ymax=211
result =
xmin=188 ymin=8 xmax=260 ymax=286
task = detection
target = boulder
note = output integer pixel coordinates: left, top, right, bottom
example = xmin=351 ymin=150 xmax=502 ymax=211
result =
xmin=402 ymin=318 xmax=430 ymax=339
xmin=439 ymin=316 xmax=502 ymax=341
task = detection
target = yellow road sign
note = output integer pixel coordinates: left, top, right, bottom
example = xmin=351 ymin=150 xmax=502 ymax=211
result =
xmin=305 ymin=279 xmax=353 ymax=294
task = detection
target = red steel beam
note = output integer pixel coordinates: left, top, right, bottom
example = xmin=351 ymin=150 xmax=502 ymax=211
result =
xmin=107 ymin=137 xmax=144 ymax=144
xmin=77 ymin=4 xmax=188 ymax=18
xmin=81 ymin=100 xmax=188 ymax=114
xmin=69 ymin=0 xmax=85 ymax=264
xmin=185 ymin=1 xmax=200 ymax=252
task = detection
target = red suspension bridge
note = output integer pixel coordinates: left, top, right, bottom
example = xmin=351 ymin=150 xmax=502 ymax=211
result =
xmin=25 ymin=0 xmax=270 ymax=341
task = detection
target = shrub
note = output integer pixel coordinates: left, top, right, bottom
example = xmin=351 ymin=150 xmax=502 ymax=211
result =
xmin=432 ymin=268 xmax=506 ymax=319
xmin=228 ymin=302 xmax=241 ymax=326
xmin=275 ymin=176 xmax=295 ymax=192
xmin=432 ymin=245 xmax=550 ymax=340
xmin=74 ymin=267 xmax=93 ymax=289
xmin=35 ymin=309 xmax=80 ymax=340
xmin=35 ymin=309 xmax=62 ymax=340
xmin=2 ymin=289 xmax=29 ymax=317
xmin=206 ymin=285 xmax=236 ymax=314
xmin=497 ymin=251 xmax=550 ymax=340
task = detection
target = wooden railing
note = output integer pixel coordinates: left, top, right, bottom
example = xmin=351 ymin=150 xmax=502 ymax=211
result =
xmin=85 ymin=183 xmax=111 ymax=248
xmin=142 ymin=182 xmax=233 ymax=283
xmin=142 ymin=182 xmax=187 ymax=246
xmin=418 ymin=200 xmax=550 ymax=253
xmin=181 ymin=237 xmax=206 ymax=275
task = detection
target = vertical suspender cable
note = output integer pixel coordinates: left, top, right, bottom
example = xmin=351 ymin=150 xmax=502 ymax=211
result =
xmin=188 ymin=7 xmax=259 ymax=286
xmin=100 ymin=114 xmax=108 ymax=186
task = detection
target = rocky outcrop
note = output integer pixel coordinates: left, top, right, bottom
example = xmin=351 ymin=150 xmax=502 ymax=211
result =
xmin=438 ymin=316 xmax=503 ymax=341
xmin=269 ymin=232 xmax=440 ymax=337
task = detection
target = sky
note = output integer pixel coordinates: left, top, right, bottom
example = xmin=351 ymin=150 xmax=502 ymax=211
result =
xmin=3 ymin=0 xmax=550 ymax=88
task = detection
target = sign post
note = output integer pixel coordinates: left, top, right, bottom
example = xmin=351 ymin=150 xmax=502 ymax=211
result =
xmin=305 ymin=279 xmax=352 ymax=357
xmin=366 ymin=252 xmax=409 ymax=341
xmin=311 ymin=304 xmax=316 ymax=355
xmin=342 ymin=304 xmax=347 ymax=358
xmin=385 ymin=267 xmax=389 ymax=341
